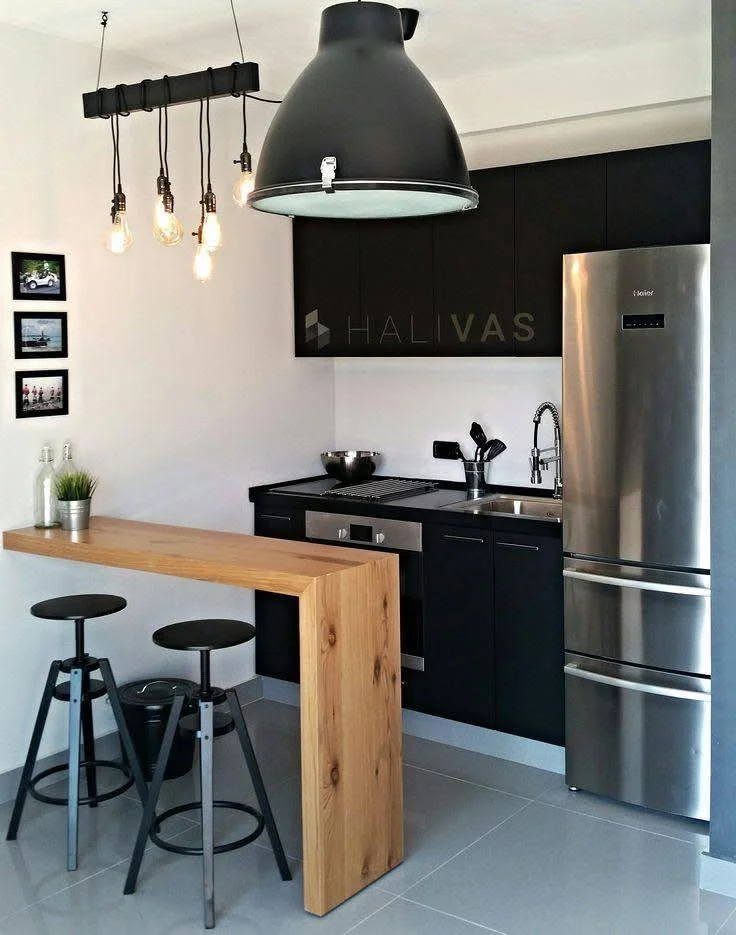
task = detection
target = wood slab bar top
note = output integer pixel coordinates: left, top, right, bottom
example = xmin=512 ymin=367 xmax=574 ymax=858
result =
xmin=2 ymin=516 xmax=383 ymax=597
xmin=3 ymin=515 xmax=404 ymax=917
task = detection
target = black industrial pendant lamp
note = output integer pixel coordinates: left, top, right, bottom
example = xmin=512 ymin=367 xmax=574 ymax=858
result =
xmin=249 ymin=1 xmax=478 ymax=219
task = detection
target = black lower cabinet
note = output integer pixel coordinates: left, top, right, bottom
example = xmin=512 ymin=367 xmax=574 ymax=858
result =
xmin=253 ymin=507 xmax=303 ymax=682
xmin=493 ymin=531 xmax=564 ymax=745
xmin=422 ymin=523 xmax=494 ymax=728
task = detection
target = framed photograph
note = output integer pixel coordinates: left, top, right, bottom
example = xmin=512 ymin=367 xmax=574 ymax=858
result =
xmin=14 ymin=312 xmax=68 ymax=359
xmin=11 ymin=252 xmax=67 ymax=301
xmin=16 ymin=370 xmax=68 ymax=418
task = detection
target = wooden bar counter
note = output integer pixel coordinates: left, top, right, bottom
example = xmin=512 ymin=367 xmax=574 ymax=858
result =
xmin=3 ymin=516 xmax=403 ymax=916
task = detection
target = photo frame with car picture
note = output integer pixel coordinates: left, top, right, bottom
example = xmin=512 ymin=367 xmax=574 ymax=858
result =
xmin=15 ymin=370 xmax=68 ymax=418
xmin=11 ymin=252 xmax=67 ymax=302
xmin=14 ymin=312 xmax=68 ymax=359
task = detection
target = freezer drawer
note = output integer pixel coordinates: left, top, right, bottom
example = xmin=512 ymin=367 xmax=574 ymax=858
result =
xmin=564 ymin=559 xmax=710 ymax=675
xmin=565 ymin=654 xmax=710 ymax=820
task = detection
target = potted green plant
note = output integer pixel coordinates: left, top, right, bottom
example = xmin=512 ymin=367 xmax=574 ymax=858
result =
xmin=55 ymin=470 xmax=98 ymax=531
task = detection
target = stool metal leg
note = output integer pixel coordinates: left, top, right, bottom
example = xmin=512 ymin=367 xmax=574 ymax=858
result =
xmin=124 ymin=691 xmax=185 ymax=895
xmin=200 ymin=699 xmax=215 ymax=929
xmin=7 ymin=660 xmax=61 ymax=841
xmin=227 ymin=690 xmax=292 ymax=881
xmin=98 ymin=659 xmax=148 ymax=804
xmin=67 ymin=666 xmax=83 ymax=871
xmin=80 ymin=676 xmax=98 ymax=809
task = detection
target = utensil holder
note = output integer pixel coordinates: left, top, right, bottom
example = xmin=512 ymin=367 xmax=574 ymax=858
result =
xmin=463 ymin=461 xmax=487 ymax=498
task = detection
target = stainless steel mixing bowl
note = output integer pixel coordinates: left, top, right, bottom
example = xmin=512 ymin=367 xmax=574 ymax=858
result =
xmin=321 ymin=450 xmax=381 ymax=484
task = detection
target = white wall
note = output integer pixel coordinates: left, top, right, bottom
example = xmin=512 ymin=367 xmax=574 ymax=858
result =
xmin=334 ymin=358 xmax=561 ymax=490
xmin=0 ymin=25 xmax=334 ymax=772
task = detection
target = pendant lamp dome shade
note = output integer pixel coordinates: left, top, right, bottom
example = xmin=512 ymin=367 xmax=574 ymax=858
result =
xmin=250 ymin=1 xmax=478 ymax=219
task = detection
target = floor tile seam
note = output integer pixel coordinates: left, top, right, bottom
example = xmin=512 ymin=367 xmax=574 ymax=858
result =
xmin=534 ymin=798 xmax=705 ymax=846
xmin=0 ymin=822 xmax=196 ymax=924
xmin=392 ymin=799 xmax=536 ymax=898
xmin=341 ymin=893 xmax=402 ymax=934
xmin=250 ymin=836 xmax=303 ymax=864
xmin=404 ymin=762 xmax=535 ymax=803
xmin=715 ymin=902 xmax=736 ymax=934
xmin=397 ymin=895 xmax=507 ymax=933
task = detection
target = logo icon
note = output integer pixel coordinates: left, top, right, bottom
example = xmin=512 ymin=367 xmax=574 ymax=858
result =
xmin=305 ymin=309 xmax=330 ymax=349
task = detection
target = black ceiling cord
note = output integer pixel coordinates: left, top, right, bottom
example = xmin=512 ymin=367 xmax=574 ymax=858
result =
xmin=205 ymin=67 xmax=215 ymax=198
xmin=95 ymin=11 xmax=109 ymax=91
xmin=228 ymin=0 xmax=283 ymax=104
xmin=198 ymin=98 xmax=205 ymax=230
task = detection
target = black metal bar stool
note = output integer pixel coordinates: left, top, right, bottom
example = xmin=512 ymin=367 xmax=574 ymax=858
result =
xmin=124 ymin=618 xmax=291 ymax=929
xmin=7 ymin=594 xmax=147 ymax=871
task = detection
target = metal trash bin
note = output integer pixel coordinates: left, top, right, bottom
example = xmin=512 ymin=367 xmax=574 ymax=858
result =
xmin=120 ymin=678 xmax=198 ymax=781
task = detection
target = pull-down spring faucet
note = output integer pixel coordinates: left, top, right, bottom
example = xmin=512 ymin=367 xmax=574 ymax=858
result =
xmin=530 ymin=402 xmax=562 ymax=499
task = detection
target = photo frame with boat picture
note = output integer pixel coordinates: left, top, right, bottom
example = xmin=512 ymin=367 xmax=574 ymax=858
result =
xmin=14 ymin=312 xmax=67 ymax=359
xmin=15 ymin=369 xmax=68 ymax=419
xmin=11 ymin=252 xmax=67 ymax=301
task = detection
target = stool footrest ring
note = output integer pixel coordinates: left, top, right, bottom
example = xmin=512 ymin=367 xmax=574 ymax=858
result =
xmin=150 ymin=801 xmax=265 ymax=855
xmin=28 ymin=760 xmax=134 ymax=806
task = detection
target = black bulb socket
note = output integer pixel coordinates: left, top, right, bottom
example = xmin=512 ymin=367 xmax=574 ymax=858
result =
xmin=203 ymin=189 xmax=217 ymax=213
xmin=111 ymin=188 xmax=127 ymax=219
xmin=162 ymin=189 xmax=175 ymax=213
xmin=156 ymin=173 xmax=168 ymax=196
xmin=234 ymin=151 xmax=252 ymax=173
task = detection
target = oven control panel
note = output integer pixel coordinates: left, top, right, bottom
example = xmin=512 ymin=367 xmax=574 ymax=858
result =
xmin=305 ymin=511 xmax=422 ymax=553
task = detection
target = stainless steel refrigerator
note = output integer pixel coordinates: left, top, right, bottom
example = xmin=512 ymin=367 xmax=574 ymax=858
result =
xmin=562 ymin=243 xmax=710 ymax=821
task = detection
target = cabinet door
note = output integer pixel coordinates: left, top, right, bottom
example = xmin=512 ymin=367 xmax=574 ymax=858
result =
xmin=422 ymin=524 xmax=494 ymax=727
xmin=293 ymin=218 xmax=361 ymax=355
xmin=493 ymin=532 xmax=564 ymax=744
xmin=254 ymin=507 xmax=304 ymax=682
xmin=358 ymin=219 xmax=434 ymax=353
xmin=606 ymin=141 xmax=711 ymax=249
xmin=433 ymin=167 xmax=515 ymax=354
xmin=515 ymin=156 xmax=606 ymax=355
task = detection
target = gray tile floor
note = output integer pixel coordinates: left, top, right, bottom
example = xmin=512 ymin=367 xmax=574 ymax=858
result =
xmin=0 ymin=698 xmax=731 ymax=934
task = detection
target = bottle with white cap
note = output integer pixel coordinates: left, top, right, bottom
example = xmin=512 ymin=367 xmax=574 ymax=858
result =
xmin=58 ymin=439 xmax=75 ymax=477
xmin=33 ymin=446 xmax=60 ymax=528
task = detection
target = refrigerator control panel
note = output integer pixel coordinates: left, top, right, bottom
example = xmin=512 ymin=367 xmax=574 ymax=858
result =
xmin=622 ymin=313 xmax=665 ymax=329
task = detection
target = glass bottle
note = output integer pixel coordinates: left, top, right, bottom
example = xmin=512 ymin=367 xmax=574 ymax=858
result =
xmin=34 ymin=446 xmax=60 ymax=528
xmin=58 ymin=440 xmax=75 ymax=477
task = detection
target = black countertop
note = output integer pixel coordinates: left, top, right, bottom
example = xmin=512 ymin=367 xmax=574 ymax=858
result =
xmin=249 ymin=475 xmax=562 ymax=538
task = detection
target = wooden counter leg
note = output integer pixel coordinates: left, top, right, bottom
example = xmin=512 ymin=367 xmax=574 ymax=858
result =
xmin=298 ymin=555 xmax=403 ymax=916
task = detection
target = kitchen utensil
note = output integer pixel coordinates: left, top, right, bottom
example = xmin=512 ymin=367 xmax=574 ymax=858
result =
xmin=433 ymin=440 xmax=464 ymax=461
xmin=484 ymin=439 xmax=507 ymax=461
xmin=321 ymin=450 xmax=381 ymax=484
xmin=469 ymin=422 xmax=488 ymax=461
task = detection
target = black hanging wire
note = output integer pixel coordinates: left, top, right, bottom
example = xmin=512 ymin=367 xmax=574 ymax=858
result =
xmin=95 ymin=11 xmax=109 ymax=91
xmin=227 ymin=0 xmax=282 ymax=104
xmin=163 ymin=76 xmax=172 ymax=182
xmin=206 ymin=94 xmax=213 ymax=193
xmin=198 ymin=98 xmax=205 ymax=229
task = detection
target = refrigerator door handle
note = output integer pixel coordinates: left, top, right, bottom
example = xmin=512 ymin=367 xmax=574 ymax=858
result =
xmin=564 ymin=663 xmax=711 ymax=702
xmin=563 ymin=568 xmax=710 ymax=597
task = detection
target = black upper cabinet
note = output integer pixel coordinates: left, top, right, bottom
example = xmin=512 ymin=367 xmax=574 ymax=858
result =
xmin=514 ymin=155 xmax=606 ymax=356
xmin=606 ymin=141 xmax=711 ymax=249
xmin=293 ymin=142 xmax=711 ymax=357
xmin=293 ymin=218 xmax=360 ymax=355
xmin=433 ymin=168 xmax=515 ymax=354
xmin=358 ymin=219 xmax=434 ymax=353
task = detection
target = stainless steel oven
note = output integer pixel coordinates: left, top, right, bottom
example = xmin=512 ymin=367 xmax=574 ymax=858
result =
xmin=305 ymin=510 xmax=424 ymax=672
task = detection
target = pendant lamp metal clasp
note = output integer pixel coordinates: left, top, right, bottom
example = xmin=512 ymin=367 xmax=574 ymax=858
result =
xmin=320 ymin=156 xmax=337 ymax=193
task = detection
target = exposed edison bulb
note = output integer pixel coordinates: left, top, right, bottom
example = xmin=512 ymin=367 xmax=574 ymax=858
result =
xmin=233 ymin=169 xmax=255 ymax=206
xmin=153 ymin=198 xmax=185 ymax=246
xmin=105 ymin=211 xmax=133 ymax=255
xmin=201 ymin=211 xmax=223 ymax=252
xmin=193 ymin=242 xmax=213 ymax=282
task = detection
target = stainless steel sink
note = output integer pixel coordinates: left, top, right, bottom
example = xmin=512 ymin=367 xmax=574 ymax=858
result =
xmin=443 ymin=493 xmax=562 ymax=522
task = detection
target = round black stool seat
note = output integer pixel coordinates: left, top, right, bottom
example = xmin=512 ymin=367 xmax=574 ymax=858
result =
xmin=153 ymin=619 xmax=255 ymax=652
xmin=31 ymin=594 xmax=127 ymax=621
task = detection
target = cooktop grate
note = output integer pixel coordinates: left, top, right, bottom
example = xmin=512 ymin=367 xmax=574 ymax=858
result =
xmin=324 ymin=478 xmax=438 ymax=501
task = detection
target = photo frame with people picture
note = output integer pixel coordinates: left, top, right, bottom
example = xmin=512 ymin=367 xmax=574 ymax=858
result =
xmin=15 ymin=370 xmax=68 ymax=418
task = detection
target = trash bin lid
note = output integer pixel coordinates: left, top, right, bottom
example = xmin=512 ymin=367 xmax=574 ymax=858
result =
xmin=120 ymin=678 xmax=197 ymax=710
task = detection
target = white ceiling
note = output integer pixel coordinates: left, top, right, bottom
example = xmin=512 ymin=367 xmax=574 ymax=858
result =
xmin=1 ymin=0 xmax=710 ymax=100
